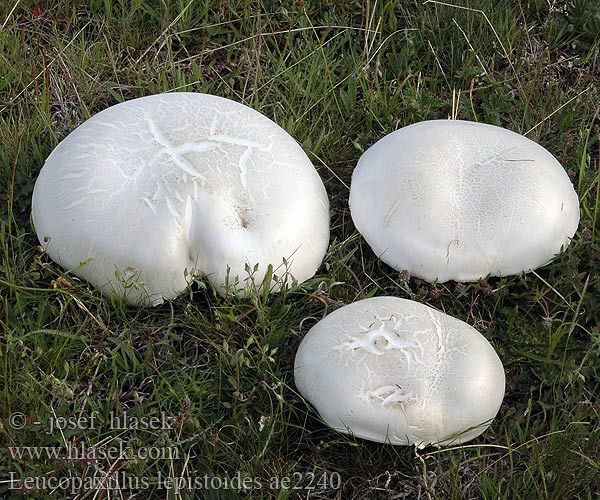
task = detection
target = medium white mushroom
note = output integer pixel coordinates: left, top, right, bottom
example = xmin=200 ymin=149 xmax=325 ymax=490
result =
xmin=350 ymin=120 xmax=580 ymax=282
xmin=294 ymin=297 xmax=505 ymax=448
xmin=32 ymin=93 xmax=330 ymax=305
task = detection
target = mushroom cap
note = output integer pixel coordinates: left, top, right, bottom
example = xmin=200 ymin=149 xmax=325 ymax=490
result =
xmin=32 ymin=93 xmax=330 ymax=305
xmin=294 ymin=297 xmax=505 ymax=448
xmin=349 ymin=120 xmax=580 ymax=282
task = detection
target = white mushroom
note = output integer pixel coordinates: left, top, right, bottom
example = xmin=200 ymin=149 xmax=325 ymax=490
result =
xmin=294 ymin=297 xmax=505 ymax=448
xmin=350 ymin=120 xmax=580 ymax=282
xmin=32 ymin=93 xmax=330 ymax=305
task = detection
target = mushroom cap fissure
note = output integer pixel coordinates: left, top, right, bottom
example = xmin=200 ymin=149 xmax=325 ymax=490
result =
xmin=350 ymin=120 xmax=580 ymax=282
xmin=294 ymin=297 xmax=505 ymax=447
xmin=32 ymin=93 xmax=330 ymax=305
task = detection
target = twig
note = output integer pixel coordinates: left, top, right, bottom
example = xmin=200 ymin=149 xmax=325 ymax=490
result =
xmin=0 ymin=0 xmax=21 ymax=32
xmin=525 ymin=86 xmax=593 ymax=136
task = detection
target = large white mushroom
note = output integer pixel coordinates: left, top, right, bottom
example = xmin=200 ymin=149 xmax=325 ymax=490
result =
xmin=350 ymin=120 xmax=580 ymax=282
xmin=294 ymin=297 xmax=505 ymax=448
xmin=32 ymin=93 xmax=330 ymax=305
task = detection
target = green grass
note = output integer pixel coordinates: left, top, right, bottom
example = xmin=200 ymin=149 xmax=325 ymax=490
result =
xmin=1 ymin=0 xmax=599 ymax=498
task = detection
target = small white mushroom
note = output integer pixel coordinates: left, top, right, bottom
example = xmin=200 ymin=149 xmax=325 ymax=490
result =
xmin=350 ymin=120 xmax=580 ymax=282
xmin=32 ymin=93 xmax=330 ymax=305
xmin=294 ymin=297 xmax=505 ymax=448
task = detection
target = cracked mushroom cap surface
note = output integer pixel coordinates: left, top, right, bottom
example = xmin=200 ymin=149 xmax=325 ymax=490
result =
xmin=349 ymin=120 xmax=580 ymax=282
xmin=294 ymin=297 xmax=505 ymax=448
xmin=32 ymin=93 xmax=330 ymax=305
